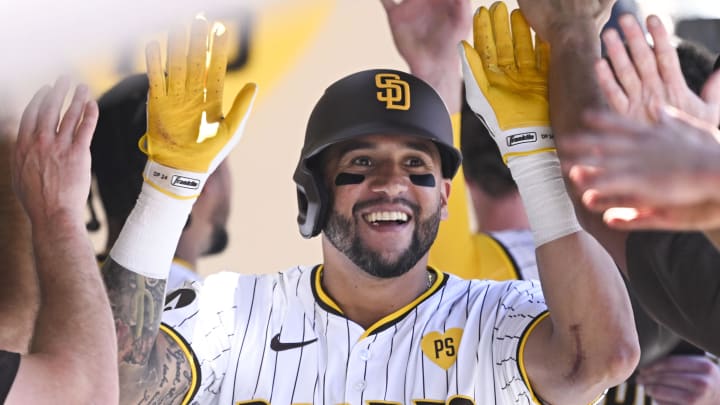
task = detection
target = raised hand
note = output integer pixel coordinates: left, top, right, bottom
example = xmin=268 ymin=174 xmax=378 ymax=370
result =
xmin=142 ymin=18 xmax=257 ymax=198
xmin=459 ymin=2 xmax=554 ymax=162
xmin=637 ymin=355 xmax=720 ymax=404
xmin=598 ymin=14 xmax=720 ymax=126
xmin=13 ymin=78 xmax=98 ymax=226
xmin=517 ymin=0 xmax=614 ymax=43
xmin=561 ymin=107 xmax=720 ymax=230
xmin=381 ymin=0 xmax=470 ymax=77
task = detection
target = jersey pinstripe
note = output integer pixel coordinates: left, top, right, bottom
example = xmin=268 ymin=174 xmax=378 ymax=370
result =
xmin=161 ymin=265 xmax=548 ymax=404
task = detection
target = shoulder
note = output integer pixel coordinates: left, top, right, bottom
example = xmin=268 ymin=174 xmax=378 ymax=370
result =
xmin=441 ymin=274 xmax=544 ymax=309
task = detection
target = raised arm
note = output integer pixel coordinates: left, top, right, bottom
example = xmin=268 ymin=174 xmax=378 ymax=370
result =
xmin=381 ymin=0 xmax=477 ymax=273
xmin=459 ymin=3 xmax=638 ymax=403
xmin=101 ymin=19 xmax=256 ymax=403
xmin=514 ymin=0 xmax=641 ymax=273
xmin=557 ymin=15 xmax=720 ymax=244
xmin=0 ymin=120 xmax=37 ymax=355
xmin=6 ymin=79 xmax=118 ymax=404
xmin=380 ymin=0 xmax=470 ymax=113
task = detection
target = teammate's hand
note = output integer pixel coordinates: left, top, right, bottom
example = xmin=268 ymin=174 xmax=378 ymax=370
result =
xmin=517 ymin=0 xmax=614 ymax=43
xmin=382 ymin=0 xmax=470 ymax=74
xmin=560 ymin=107 xmax=720 ymax=231
xmin=637 ymin=355 xmax=720 ymax=404
xmin=142 ymin=18 xmax=257 ymax=199
xmin=382 ymin=0 xmax=471 ymax=113
xmin=459 ymin=2 xmax=554 ymax=162
xmin=13 ymin=78 xmax=98 ymax=226
xmin=598 ymin=14 xmax=720 ymax=126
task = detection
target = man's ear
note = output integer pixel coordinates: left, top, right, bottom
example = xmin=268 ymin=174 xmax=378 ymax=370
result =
xmin=440 ymin=178 xmax=451 ymax=220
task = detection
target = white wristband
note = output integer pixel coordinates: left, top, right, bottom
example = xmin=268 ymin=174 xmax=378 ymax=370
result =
xmin=507 ymin=151 xmax=581 ymax=247
xmin=109 ymin=181 xmax=195 ymax=279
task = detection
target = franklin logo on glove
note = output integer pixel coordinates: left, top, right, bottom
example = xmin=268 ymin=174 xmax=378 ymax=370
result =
xmin=170 ymin=175 xmax=201 ymax=190
xmin=507 ymin=132 xmax=537 ymax=147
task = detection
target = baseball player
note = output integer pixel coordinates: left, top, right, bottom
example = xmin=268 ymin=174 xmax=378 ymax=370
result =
xmin=101 ymin=14 xmax=638 ymax=405
xmin=2 ymin=79 xmax=118 ymax=403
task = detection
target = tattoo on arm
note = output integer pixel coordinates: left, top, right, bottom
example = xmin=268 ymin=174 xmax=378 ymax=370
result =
xmin=102 ymin=258 xmax=166 ymax=366
xmin=103 ymin=258 xmax=193 ymax=403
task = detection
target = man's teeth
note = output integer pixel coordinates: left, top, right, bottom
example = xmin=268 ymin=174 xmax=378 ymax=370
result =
xmin=364 ymin=211 xmax=409 ymax=223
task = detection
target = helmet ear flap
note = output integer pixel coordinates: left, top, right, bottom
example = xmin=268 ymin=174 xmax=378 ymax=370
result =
xmin=295 ymin=160 xmax=329 ymax=239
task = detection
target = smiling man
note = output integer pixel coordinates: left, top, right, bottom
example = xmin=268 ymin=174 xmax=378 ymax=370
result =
xmin=96 ymin=16 xmax=637 ymax=405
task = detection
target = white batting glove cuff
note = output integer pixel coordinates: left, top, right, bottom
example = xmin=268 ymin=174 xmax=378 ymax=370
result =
xmin=109 ymin=181 xmax=195 ymax=279
xmin=143 ymin=160 xmax=210 ymax=200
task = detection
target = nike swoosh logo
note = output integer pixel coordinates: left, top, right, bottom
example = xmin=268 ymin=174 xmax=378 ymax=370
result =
xmin=270 ymin=333 xmax=318 ymax=351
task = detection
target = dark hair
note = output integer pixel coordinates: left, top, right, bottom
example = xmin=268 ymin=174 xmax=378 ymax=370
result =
xmin=459 ymin=92 xmax=517 ymax=197
xmin=90 ymin=74 xmax=149 ymax=223
xmin=676 ymin=40 xmax=716 ymax=95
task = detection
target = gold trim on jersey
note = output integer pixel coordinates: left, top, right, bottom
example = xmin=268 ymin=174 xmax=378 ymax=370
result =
xmin=311 ymin=265 xmax=446 ymax=340
xmin=160 ymin=323 xmax=201 ymax=405
xmin=517 ymin=310 xmax=550 ymax=405
xmin=172 ymin=257 xmax=195 ymax=271
xmin=471 ymin=233 xmax=522 ymax=281
xmin=314 ymin=265 xmax=343 ymax=314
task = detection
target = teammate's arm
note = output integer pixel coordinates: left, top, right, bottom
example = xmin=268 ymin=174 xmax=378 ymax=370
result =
xmin=103 ymin=19 xmax=257 ymax=403
xmin=380 ymin=0 xmax=470 ymax=114
xmin=460 ymin=3 xmax=638 ymax=403
xmin=558 ymin=15 xmax=720 ymax=240
xmin=6 ymin=79 xmax=118 ymax=404
xmin=0 ymin=120 xmax=37 ymax=355
xmin=515 ymin=0 xmax=636 ymax=274
xmin=381 ymin=0 xmax=478 ymax=274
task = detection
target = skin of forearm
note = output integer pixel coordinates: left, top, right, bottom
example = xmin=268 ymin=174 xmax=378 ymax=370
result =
xmin=0 ymin=140 xmax=38 ymax=354
xmin=546 ymin=23 xmax=633 ymax=274
xmin=408 ymin=61 xmax=463 ymax=114
xmin=533 ymin=232 xmax=638 ymax=402
xmin=703 ymin=229 xmax=720 ymax=251
xmin=30 ymin=214 xmax=118 ymax=401
xmin=547 ymin=23 xmax=605 ymax=137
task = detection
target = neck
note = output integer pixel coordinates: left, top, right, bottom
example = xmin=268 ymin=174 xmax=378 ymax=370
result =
xmin=174 ymin=235 xmax=201 ymax=269
xmin=320 ymin=238 xmax=432 ymax=329
xmin=469 ymin=186 xmax=530 ymax=233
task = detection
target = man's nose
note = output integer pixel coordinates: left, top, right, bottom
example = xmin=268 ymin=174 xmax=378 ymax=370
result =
xmin=369 ymin=164 xmax=409 ymax=197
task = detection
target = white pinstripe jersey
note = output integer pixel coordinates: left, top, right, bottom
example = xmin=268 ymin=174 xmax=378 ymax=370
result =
xmin=161 ymin=265 xmax=548 ymax=404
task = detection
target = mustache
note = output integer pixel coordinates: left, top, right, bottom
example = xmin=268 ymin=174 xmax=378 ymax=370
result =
xmin=352 ymin=197 xmax=420 ymax=217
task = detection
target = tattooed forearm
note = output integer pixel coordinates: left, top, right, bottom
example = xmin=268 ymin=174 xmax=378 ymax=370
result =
xmin=138 ymin=332 xmax=192 ymax=405
xmin=102 ymin=258 xmax=167 ymax=365
xmin=103 ymin=258 xmax=192 ymax=404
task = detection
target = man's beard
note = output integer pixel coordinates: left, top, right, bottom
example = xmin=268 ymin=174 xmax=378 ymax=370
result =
xmin=323 ymin=197 xmax=441 ymax=279
xmin=203 ymin=227 xmax=229 ymax=256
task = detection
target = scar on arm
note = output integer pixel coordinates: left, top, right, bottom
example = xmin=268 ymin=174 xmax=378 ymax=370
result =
xmin=564 ymin=324 xmax=585 ymax=381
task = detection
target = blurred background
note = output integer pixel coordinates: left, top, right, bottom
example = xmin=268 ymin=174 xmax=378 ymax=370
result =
xmin=1 ymin=0 xmax=718 ymax=276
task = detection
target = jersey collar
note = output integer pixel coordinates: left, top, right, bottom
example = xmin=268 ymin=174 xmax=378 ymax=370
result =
xmin=310 ymin=264 xmax=448 ymax=338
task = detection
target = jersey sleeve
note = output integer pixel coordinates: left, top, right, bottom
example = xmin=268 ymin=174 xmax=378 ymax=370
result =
xmin=0 ymin=350 xmax=20 ymax=403
xmin=491 ymin=280 xmax=548 ymax=404
xmin=162 ymin=271 xmax=243 ymax=404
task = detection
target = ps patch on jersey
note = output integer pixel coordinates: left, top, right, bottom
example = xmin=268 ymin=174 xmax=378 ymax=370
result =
xmin=421 ymin=328 xmax=463 ymax=370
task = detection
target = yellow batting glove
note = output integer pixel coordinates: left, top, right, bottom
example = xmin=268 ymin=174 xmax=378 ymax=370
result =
xmin=459 ymin=2 xmax=554 ymax=163
xmin=141 ymin=18 xmax=257 ymax=199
